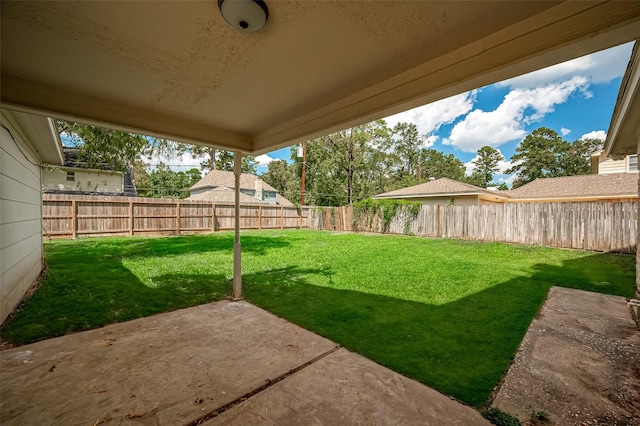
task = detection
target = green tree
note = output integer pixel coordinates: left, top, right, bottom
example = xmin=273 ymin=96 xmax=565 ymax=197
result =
xmin=559 ymin=138 xmax=603 ymax=176
xmin=145 ymin=165 xmax=201 ymax=199
xmin=261 ymin=159 xmax=301 ymax=204
xmin=190 ymin=146 xmax=257 ymax=174
xmin=132 ymin=160 xmax=151 ymax=196
xmin=468 ymin=146 xmax=504 ymax=188
xmin=507 ymin=127 xmax=569 ymax=188
xmin=57 ymin=120 xmax=150 ymax=171
xmin=296 ymin=120 xmax=391 ymax=206
xmin=392 ymin=122 xmax=424 ymax=177
xmin=418 ymin=149 xmax=466 ymax=181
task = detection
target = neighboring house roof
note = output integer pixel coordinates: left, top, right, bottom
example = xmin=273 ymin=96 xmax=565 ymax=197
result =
xmin=187 ymin=188 xmax=268 ymax=204
xmin=190 ymin=170 xmax=277 ymax=192
xmin=276 ymin=194 xmax=294 ymax=206
xmin=373 ymin=178 xmax=502 ymax=199
xmin=505 ymin=173 xmax=638 ymax=200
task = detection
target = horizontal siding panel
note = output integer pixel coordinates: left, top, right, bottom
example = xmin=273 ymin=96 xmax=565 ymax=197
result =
xmin=0 ymin=174 xmax=41 ymax=205
xmin=1 ymin=198 xmax=42 ymax=224
xmin=0 ymin=250 xmax=42 ymax=323
xmin=0 ymin=246 xmax=42 ymax=301
xmin=0 ymin=133 xmax=40 ymax=179
xmin=0 ymin=219 xmax=41 ymax=250
xmin=0 ymin=152 xmax=40 ymax=188
xmin=0 ymin=232 xmax=42 ymax=275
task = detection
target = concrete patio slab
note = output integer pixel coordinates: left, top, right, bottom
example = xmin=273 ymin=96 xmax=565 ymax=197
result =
xmin=1 ymin=301 xmax=337 ymax=425
xmin=1 ymin=300 xmax=488 ymax=425
xmin=492 ymin=287 xmax=640 ymax=425
xmin=207 ymin=347 xmax=489 ymax=426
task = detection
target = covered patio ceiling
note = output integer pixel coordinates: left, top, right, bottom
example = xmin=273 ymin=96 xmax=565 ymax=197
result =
xmin=2 ymin=1 xmax=640 ymax=155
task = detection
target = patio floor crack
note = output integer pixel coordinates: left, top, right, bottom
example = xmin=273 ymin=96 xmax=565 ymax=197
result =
xmin=186 ymin=345 xmax=341 ymax=425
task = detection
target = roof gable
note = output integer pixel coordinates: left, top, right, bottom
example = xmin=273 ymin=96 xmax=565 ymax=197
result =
xmin=190 ymin=170 xmax=277 ymax=192
xmin=187 ymin=187 xmax=268 ymax=204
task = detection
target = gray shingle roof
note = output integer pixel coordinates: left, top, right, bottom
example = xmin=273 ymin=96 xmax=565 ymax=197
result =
xmin=505 ymin=173 xmax=638 ymax=199
xmin=275 ymin=194 xmax=294 ymax=206
xmin=187 ymin=188 xmax=267 ymax=204
xmin=373 ymin=178 xmax=496 ymax=198
xmin=190 ymin=170 xmax=277 ymax=192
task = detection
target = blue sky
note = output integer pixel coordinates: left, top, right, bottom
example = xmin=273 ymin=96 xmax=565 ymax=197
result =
xmin=253 ymin=42 xmax=634 ymax=186
xmin=156 ymin=42 xmax=634 ymax=187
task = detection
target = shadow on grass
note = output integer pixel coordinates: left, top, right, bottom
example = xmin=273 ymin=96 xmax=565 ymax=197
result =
xmin=238 ymin=253 xmax=633 ymax=407
xmin=2 ymin=234 xmax=289 ymax=346
xmin=47 ymin=234 xmax=292 ymax=259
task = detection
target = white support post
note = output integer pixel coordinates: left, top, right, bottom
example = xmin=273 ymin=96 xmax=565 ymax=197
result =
xmin=232 ymin=151 xmax=243 ymax=300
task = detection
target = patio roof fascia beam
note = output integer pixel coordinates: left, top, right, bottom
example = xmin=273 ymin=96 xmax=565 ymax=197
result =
xmin=232 ymin=151 xmax=242 ymax=300
xmin=0 ymin=76 xmax=254 ymax=154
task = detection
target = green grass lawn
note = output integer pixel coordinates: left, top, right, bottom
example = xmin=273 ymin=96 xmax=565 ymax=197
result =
xmin=1 ymin=230 xmax=634 ymax=407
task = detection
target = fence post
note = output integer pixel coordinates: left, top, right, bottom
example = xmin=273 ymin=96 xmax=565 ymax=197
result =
xmin=129 ymin=201 xmax=134 ymax=236
xmin=176 ymin=202 xmax=181 ymax=234
xmin=280 ymin=206 xmax=284 ymax=230
xmin=437 ymin=204 xmax=441 ymax=238
xmin=211 ymin=203 xmax=216 ymax=232
xmin=258 ymin=205 xmax=262 ymax=230
xmin=71 ymin=199 xmax=77 ymax=239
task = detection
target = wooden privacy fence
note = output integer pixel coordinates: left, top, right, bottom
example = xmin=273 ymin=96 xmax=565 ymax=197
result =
xmin=309 ymin=202 xmax=638 ymax=253
xmin=42 ymin=194 xmax=309 ymax=238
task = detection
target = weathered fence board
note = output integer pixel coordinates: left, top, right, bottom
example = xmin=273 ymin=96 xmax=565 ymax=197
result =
xmin=43 ymin=194 xmax=308 ymax=238
xmin=309 ymin=202 xmax=637 ymax=253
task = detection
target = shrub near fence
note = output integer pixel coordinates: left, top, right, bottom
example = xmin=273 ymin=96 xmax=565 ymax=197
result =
xmin=309 ymin=202 xmax=637 ymax=253
xmin=42 ymin=194 xmax=309 ymax=238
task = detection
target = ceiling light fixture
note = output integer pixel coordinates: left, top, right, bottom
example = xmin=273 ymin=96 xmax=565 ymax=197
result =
xmin=218 ymin=0 xmax=269 ymax=32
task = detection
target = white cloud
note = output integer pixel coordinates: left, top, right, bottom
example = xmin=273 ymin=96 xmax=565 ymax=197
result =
xmin=148 ymin=150 xmax=202 ymax=172
xmin=497 ymin=42 xmax=633 ymax=89
xmin=443 ymin=76 xmax=589 ymax=152
xmin=424 ymin=135 xmax=438 ymax=147
xmin=384 ymin=91 xmax=476 ymax=137
xmin=497 ymin=173 xmax=517 ymax=187
xmin=254 ymin=154 xmax=275 ymax=166
xmin=580 ymin=130 xmax=607 ymax=141
xmin=561 ymin=127 xmax=571 ymax=136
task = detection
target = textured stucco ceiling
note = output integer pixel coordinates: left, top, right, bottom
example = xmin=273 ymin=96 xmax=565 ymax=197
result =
xmin=2 ymin=1 xmax=640 ymax=153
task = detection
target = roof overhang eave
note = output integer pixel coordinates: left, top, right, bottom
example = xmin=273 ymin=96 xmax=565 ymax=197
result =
xmin=373 ymin=191 xmax=504 ymax=199
xmin=508 ymin=194 xmax=638 ymax=202
xmin=605 ymin=41 xmax=640 ymax=158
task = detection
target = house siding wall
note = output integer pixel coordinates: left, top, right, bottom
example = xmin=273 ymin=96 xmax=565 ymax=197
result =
xmin=43 ymin=168 xmax=123 ymax=193
xmin=592 ymin=151 xmax=638 ymax=175
xmin=263 ymin=190 xmax=277 ymax=205
xmin=599 ymin=159 xmax=628 ymax=174
xmin=0 ymin=124 xmax=43 ymax=324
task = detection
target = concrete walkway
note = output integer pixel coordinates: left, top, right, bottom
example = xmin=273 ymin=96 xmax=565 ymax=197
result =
xmin=492 ymin=287 xmax=640 ymax=425
xmin=0 ymin=300 xmax=488 ymax=425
